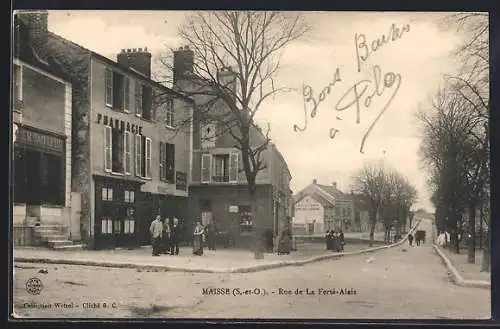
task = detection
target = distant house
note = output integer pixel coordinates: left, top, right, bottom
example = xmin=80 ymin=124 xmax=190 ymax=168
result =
xmin=351 ymin=193 xmax=384 ymax=233
xmin=293 ymin=179 xmax=358 ymax=235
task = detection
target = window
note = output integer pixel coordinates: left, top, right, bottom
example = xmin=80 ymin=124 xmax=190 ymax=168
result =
xmin=159 ymin=142 xmax=175 ymax=183
xmin=145 ymin=137 xmax=152 ymax=178
xmin=213 ymin=154 xmax=229 ymax=182
xmin=229 ymin=152 xmax=239 ymax=183
xmin=124 ymin=131 xmax=132 ymax=175
xmin=13 ymin=63 xmax=22 ymax=101
xmin=165 ymin=98 xmax=174 ymax=127
xmin=111 ymin=128 xmax=124 ymax=173
xmin=102 ymin=187 xmax=113 ymax=201
xmin=124 ymin=219 xmax=135 ymax=233
xmin=201 ymin=153 xmax=212 ymax=183
xmin=135 ymin=82 xmax=142 ymax=117
xmin=135 ymin=134 xmax=142 ymax=176
xmin=201 ymin=123 xmax=216 ymax=148
xmin=104 ymin=126 xmax=112 ymax=172
xmin=142 ymin=86 xmax=153 ymax=120
xmin=124 ymin=190 xmax=135 ymax=203
xmin=239 ymin=205 xmax=252 ymax=232
xmin=135 ymin=134 xmax=151 ymax=178
xmin=101 ymin=217 xmax=113 ymax=234
xmin=104 ymin=68 xmax=129 ymax=112
xmin=135 ymin=82 xmax=153 ymax=120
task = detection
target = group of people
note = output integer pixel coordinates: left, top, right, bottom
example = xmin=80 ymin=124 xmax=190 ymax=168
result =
xmin=149 ymin=215 xmax=181 ymax=256
xmin=325 ymin=229 xmax=345 ymax=252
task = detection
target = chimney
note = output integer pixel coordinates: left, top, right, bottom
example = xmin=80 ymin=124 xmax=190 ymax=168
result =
xmin=313 ymin=179 xmax=317 ymax=184
xmin=217 ymin=66 xmax=237 ymax=93
xmin=117 ymin=47 xmax=152 ymax=78
xmin=18 ymin=10 xmax=49 ymax=61
xmin=173 ymin=45 xmax=194 ymax=84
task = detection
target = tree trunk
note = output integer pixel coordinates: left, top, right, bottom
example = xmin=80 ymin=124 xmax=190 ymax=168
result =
xmin=369 ymin=213 xmax=376 ymax=247
xmin=467 ymin=205 xmax=476 ymax=264
xmin=250 ymin=189 xmax=264 ymax=260
xmin=481 ymin=228 xmax=490 ymax=272
xmin=478 ymin=207 xmax=483 ymax=250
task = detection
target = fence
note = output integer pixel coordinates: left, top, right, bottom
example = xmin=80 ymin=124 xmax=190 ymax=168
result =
xmin=13 ymin=226 xmax=34 ymax=246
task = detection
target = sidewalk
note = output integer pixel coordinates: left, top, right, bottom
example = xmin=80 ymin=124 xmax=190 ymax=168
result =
xmin=14 ymin=220 xmax=421 ymax=274
xmin=440 ymin=248 xmax=490 ymax=282
xmin=14 ymin=243 xmax=368 ymax=274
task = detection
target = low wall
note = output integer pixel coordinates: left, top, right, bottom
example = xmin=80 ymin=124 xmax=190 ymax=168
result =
xmin=13 ymin=226 xmax=34 ymax=246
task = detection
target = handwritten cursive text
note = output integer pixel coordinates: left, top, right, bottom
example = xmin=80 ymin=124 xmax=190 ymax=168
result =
xmin=293 ymin=68 xmax=342 ymax=133
xmin=335 ymin=65 xmax=402 ymax=153
xmin=354 ymin=23 xmax=410 ymax=72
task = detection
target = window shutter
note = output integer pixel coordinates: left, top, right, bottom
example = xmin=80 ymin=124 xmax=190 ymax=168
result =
xmin=166 ymin=143 xmax=175 ymax=183
xmin=201 ymin=154 xmax=212 ymax=183
xmin=135 ymin=134 xmax=142 ymax=176
xmin=135 ymin=82 xmax=142 ymax=117
xmin=229 ymin=152 xmax=239 ymax=182
xmin=104 ymin=126 xmax=112 ymax=172
xmin=124 ymin=131 xmax=131 ymax=174
xmin=123 ymin=76 xmax=130 ymax=112
xmin=105 ymin=69 xmax=113 ymax=107
xmin=146 ymin=137 xmax=152 ymax=178
xmin=159 ymin=141 xmax=165 ymax=181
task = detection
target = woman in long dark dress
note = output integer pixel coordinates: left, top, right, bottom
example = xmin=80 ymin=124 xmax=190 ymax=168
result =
xmin=277 ymin=229 xmax=291 ymax=255
xmin=193 ymin=221 xmax=205 ymax=256
xmin=205 ymin=223 xmax=217 ymax=251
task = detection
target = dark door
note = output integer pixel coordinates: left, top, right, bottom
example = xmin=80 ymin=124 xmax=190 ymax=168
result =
xmin=113 ymin=202 xmax=137 ymax=248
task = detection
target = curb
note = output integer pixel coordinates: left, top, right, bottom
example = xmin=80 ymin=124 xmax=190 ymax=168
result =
xmin=15 ymin=220 xmax=422 ymax=274
xmin=432 ymin=244 xmax=490 ymax=290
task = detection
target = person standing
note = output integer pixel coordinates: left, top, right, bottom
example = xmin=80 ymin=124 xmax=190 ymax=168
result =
xmin=193 ymin=221 xmax=205 ymax=256
xmin=205 ymin=222 xmax=217 ymax=251
xmin=170 ymin=217 xmax=180 ymax=255
xmin=161 ymin=217 xmax=171 ymax=254
xmin=408 ymin=233 xmax=414 ymax=247
xmin=149 ymin=215 xmax=163 ymax=256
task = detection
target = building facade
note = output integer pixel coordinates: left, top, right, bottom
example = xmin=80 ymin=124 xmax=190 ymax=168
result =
xmin=19 ymin=11 xmax=194 ymax=249
xmin=172 ymin=47 xmax=293 ymax=247
xmin=12 ymin=13 xmax=73 ymax=245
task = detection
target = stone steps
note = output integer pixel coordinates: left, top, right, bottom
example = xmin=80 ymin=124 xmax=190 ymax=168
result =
xmin=32 ymin=222 xmax=85 ymax=250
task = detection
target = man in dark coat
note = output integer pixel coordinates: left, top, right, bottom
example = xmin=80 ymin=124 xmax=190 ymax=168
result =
xmin=169 ymin=217 xmax=180 ymax=255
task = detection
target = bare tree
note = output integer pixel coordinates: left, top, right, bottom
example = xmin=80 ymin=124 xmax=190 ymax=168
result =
xmin=350 ymin=162 xmax=387 ymax=247
xmin=157 ymin=12 xmax=310 ymax=259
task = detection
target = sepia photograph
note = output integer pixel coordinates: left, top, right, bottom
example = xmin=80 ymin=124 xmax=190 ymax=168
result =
xmin=11 ymin=10 xmax=491 ymax=319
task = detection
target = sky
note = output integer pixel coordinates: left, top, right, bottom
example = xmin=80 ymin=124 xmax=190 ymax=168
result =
xmin=47 ymin=10 xmax=472 ymax=212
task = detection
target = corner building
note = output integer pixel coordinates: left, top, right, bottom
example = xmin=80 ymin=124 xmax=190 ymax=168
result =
xmin=173 ymin=47 xmax=293 ymax=248
xmin=27 ymin=11 xmax=194 ymax=249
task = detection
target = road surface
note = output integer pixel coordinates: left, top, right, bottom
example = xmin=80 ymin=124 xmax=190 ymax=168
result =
xmin=12 ymin=218 xmax=490 ymax=319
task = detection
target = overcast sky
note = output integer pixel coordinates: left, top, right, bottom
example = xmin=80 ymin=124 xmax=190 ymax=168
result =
xmin=47 ymin=10 xmax=472 ymax=211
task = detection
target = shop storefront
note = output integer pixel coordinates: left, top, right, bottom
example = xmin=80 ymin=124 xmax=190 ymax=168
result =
xmin=93 ymin=175 xmax=144 ymax=249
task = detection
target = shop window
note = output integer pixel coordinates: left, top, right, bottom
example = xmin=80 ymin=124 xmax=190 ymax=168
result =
xmin=239 ymin=205 xmax=252 ymax=232
xmin=159 ymin=142 xmax=175 ymax=183
xmin=124 ymin=190 xmax=135 ymax=203
xmin=105 ymin=68 xmax=129 ymax=112
xmin=102 ymin=187 xmax=113 ymax=201
xmin=124 ymin=219 xmax=135 ymax=234
xmin=101 ymin=217 xmax=113 ymax=234
xmin=114 ymin=219 xmax=121 ymax=233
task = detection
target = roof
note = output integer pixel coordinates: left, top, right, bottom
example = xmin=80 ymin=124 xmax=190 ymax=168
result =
xmin=295 ymin=193 xmax=334 ymax=208
xmin=47 ymin=32 xmax=194 ymax=105
xmin=14 ymin=16 xmax=71 ymax=83
xmin=316 ymin=184 xmax=344 ymax=198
